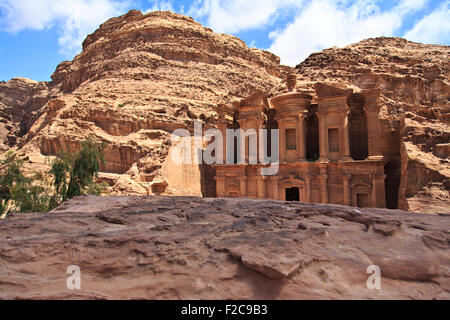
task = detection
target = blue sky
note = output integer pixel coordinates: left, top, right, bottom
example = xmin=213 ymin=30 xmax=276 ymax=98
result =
xmin=0 ymin=0 xmax=448 ymax=82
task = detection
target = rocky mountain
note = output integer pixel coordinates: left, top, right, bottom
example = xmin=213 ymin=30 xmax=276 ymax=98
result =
xmin=0 ymin=10 xmax=448 ymax=212
xmin=0 ymin=10 xmax=285 ymax=196
xmin=0 ymin=196 xmax=448 ymax=299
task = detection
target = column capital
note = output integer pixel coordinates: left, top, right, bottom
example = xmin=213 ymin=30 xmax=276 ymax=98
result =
xmin=317 ymin=111 xmax=326 ymax=119
xmin=298 ymin=112 xmax=308 ymax=120
xmin=371 ymin=173 xmax=386 ymax=179
xmin=217 ymin=122 xmax=228 ymax=129
xmin=237 ymin=176 xmax=248 ymax=181
xmin=256 ymin=175 xmax=268 ymax=181
xmin=344 ymin=107 xmax=351 ymax=116
xmin=363 ymin=106 xmax=381 ymax=119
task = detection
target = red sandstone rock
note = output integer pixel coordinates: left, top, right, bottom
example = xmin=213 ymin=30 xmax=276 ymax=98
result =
xmin=0 ymin=196 xmax=448 ymax=299
xmin=1 ymin=10 xmax=285 ymax=197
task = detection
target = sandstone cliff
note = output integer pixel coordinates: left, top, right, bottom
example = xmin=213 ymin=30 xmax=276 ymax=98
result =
xmin=0 ymin=196 xmax=448 ymax=299
xmin=1 ymin=10 xmax=285 ymax=197
xmin=0 ymin=78 xmax=50 ymax=152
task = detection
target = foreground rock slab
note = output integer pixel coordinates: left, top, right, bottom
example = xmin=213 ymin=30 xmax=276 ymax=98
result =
xmin=0 ymin=196 xmax=449 ymax=300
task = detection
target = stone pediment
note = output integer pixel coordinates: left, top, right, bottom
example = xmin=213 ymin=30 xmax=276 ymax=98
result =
xmin=216 ymin=103 xmax=235 ymax=119
xmin=278 ymin=175 xmax=305 ymax=187
xmin=226 ymin=180 xmax=240 ymax=191
xmin=238 ymin=90 xmax=268 ymax=109
xmin=315 ymin=82 xmax=353 ymax=100
xmin=269 ymin=93 xmax=312 ymax=112
xmin=351 ymin=182 xmax=372 ymax=189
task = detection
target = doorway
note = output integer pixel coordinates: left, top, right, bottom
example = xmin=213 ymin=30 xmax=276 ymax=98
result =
xmin=349 ymin=108 xmax=369 ymax=160
xmin=286 ymin=187 xmax=300 ymax=202
xmin=356 ymin=193 xmax=369 ymax=207
xmin=306 ymin=111 xmax=319 ymax=161
xmin=385 ymin=161 xmax=400 ymax=209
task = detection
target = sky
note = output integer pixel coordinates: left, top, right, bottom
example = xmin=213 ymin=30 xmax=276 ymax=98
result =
xmin=0 ymin=0 xmax=448 ymax=82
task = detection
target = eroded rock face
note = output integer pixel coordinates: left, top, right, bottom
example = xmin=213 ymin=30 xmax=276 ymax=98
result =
xmin=288 ymin=37 xmax=450 ymax=213
xmin=0 ymin=10 xmax=284 ymax=195
xmin=0 ymin=196 xmax=448 ymax=299
xmin=0 ymin=78 xmax=51 ymax=151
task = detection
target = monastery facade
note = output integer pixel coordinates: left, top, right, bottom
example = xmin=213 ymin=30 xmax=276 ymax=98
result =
xmin=213 ymin=82 xmax=390 ymax=208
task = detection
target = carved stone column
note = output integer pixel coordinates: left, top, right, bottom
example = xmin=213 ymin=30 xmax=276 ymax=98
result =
xmin=319 ymin=175 xmax=328 ymax=204
xmin=342 ymin=110 xmax=352 ymax=160
xmin=270 ymin=93 xmax=312 ymax=163
xmin=237 ymin=98 xmax=267 ymax=164
xmin=343 ymin=174 xmax=352 ymax=206
xmin=319 ymin=165 xmax=328 ymax=203
xmin=377 ymin=173 xmax=387 ymax=208
xmin=255 ymin=117 xmax=265 ymax=165
xmin=371 ymin=172 xmax=387 ymax=208
xmin=297 ymin=113 xmax=307 ymax=160
xmin=366 ymin=109 xmax=383 ymax=160
xmin=217 ymin=122 xmax=228 ymax=164
xmin=238 ymin=176 xmax=247 ymax=197
xmin=305 ymin=175 xmax=312 ymax=203
xmin=279 ymin=121 xmax=286 ymax=163
xmin=238 ymin=119 xmax=249 ymax=163
xmin=215 ymin=176 xmax=226 ymax=198
xmin=318 ymin=112 xmax=327 ymax=161
xmin=370 ymin=174 xmax=378 ymax=208
xmin=363 ymin=89 xmax=383 ymax=160
xmin=270 ymin=176 xmax=281 ymax=200
xmin=256 ymin=176 xmax=267 ymax=199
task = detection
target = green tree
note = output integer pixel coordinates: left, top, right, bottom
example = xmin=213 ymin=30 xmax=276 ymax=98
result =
xmin=0 ymin=152 xmax=56 ymax=214
xmin=0 ymin=138 xmax=107 ymax=216
xmin=50 ymin=138 xmax=106 ymax=202
xmin=0 ymin=152 xmax=25 ymax=213
xmin=0 ymin=151 xmax=26 ymax=202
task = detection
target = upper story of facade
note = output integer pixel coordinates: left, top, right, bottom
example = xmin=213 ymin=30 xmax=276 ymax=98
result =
xmin=216 ymin=82 xmax=385 ymax=165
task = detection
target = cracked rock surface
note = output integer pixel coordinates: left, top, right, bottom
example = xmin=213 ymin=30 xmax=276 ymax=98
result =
xmin=0 ymin=196 xmax=449 ymax=299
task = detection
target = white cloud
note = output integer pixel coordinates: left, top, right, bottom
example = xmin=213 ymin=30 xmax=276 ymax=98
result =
xmin=1 ymin=0 xmax=446 ymax=65
xmin=186 ymin=0 xmax=304 ymax=34
xmin=145 ymin=0 xmax=175 ymax=13
xmin=0 ymin=0 xmax=131 ymax=56
xmin=267 ymin=0 xmax=431 ymax=66
xmin=404 ymin=1 xmax=450 ymax=44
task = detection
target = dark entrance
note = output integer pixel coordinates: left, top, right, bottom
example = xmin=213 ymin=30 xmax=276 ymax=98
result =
xmin=349 ymin=107 xmax=369 ymax=160
xmin=356 ymin=193 xmax=369 ymax=208
xmin=306 ymin=110 xmax=319 ymax=161
xmin=385 ymin=161 xmax=400 ymax=209
xmin=286 ymin=187 xmax=300 ymax=202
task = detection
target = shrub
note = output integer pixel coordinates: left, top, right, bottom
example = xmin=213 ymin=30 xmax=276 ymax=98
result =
xmin=50 ymin=138 xmax=106 ymax=202
xmin=0 ymin=152 xmax=57 ymax=214
xmin=0 ymin=138 xmax=107 ymax=215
